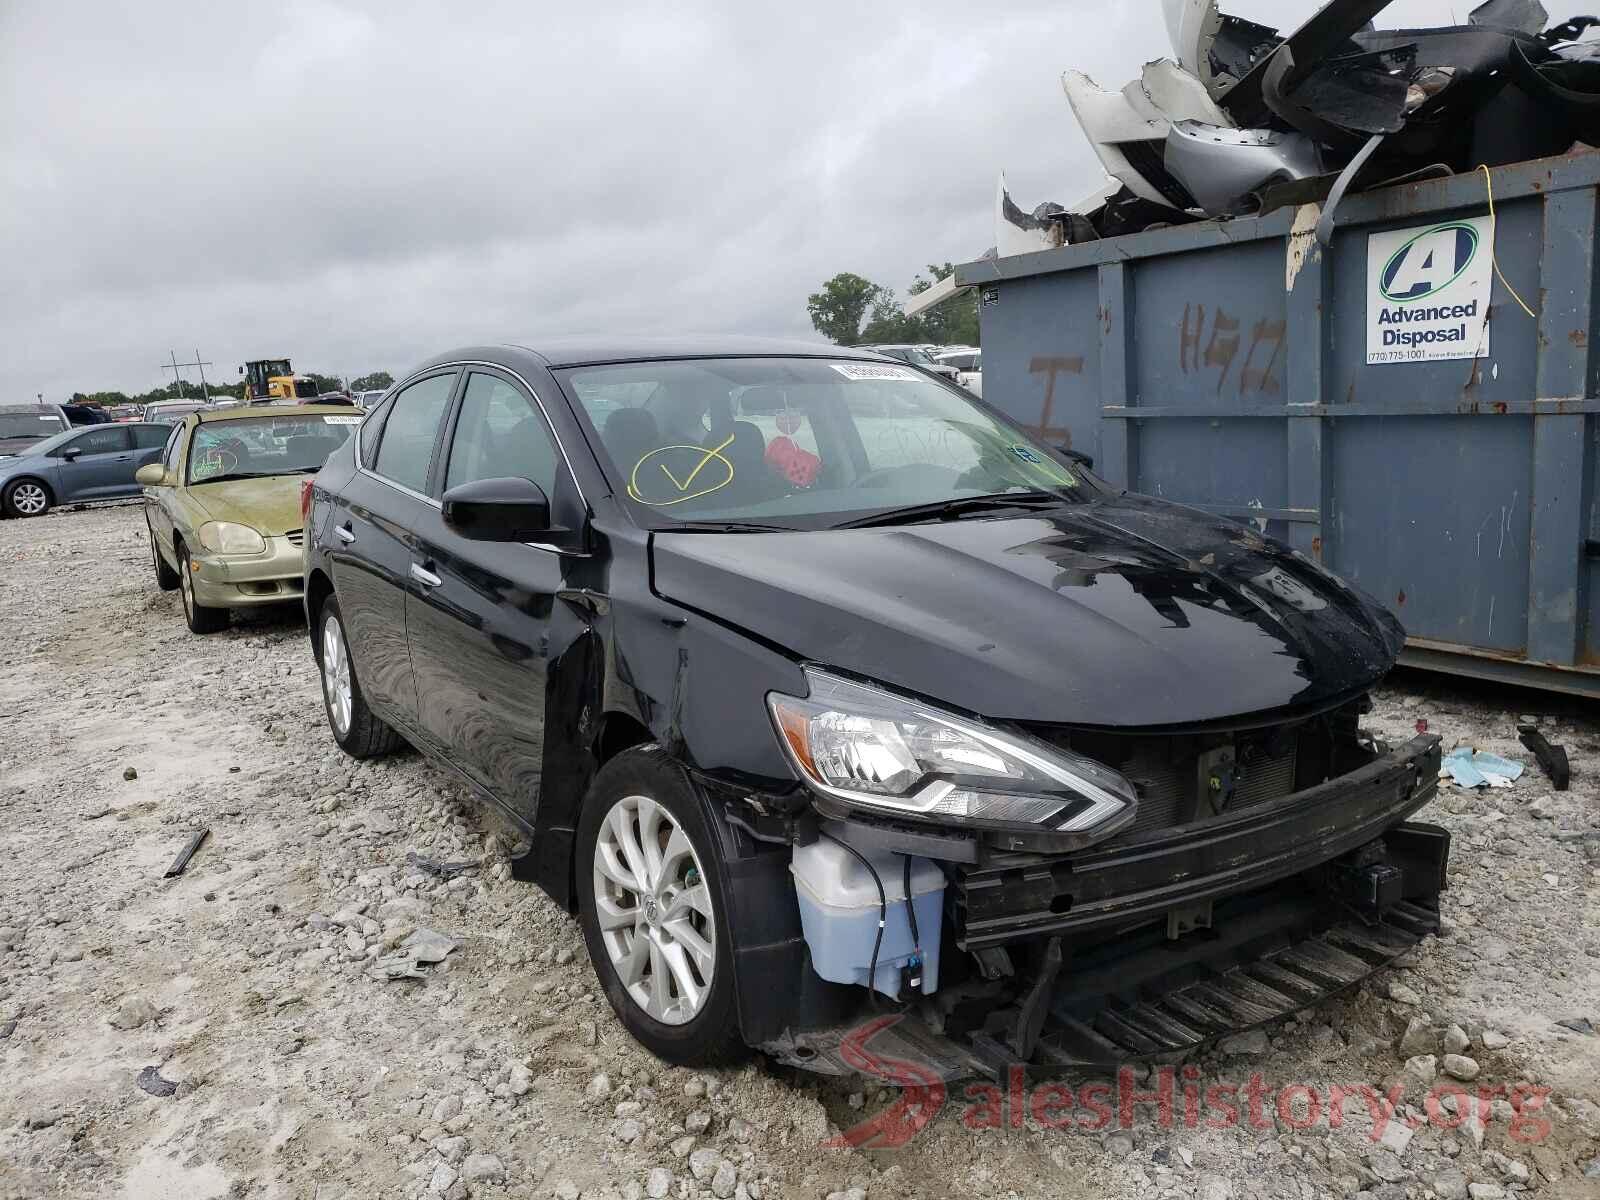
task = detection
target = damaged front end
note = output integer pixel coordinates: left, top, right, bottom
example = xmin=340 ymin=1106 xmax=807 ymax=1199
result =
xmin=750 ymin=692 xmax=1448 ymax=1082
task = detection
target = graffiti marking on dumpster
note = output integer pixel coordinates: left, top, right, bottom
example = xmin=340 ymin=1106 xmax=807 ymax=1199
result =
xmin=1367 ymin=217 xmax=1493 ymax=364
xmin=1179 ymin=305 xmax=1285 ymax=396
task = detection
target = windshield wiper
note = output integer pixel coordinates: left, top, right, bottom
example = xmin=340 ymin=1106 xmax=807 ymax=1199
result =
xmin=836 ymin=491 xmax=1068 ymax=530
xmin=189 ymin=471 xmax=281 ymax=485
xmin=654 ymin=519 xmax=795 ymax=534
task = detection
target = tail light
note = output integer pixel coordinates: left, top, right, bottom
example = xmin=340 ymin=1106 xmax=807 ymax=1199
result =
xmin=300 ymin=478 xmax=315 ymax=522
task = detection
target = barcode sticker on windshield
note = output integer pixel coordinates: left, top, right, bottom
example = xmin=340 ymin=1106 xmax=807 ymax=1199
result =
xmin=321 ymin=415 xmax=361 ymax=425
xmin=829 ymin=362 xmax=920 ymax=383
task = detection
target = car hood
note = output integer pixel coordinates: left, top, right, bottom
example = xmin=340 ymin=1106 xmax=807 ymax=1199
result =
xmin=650 ymin=494 xmax=1405 ymax=728
xmin=187 ymin=474 xmax=304 ymax=536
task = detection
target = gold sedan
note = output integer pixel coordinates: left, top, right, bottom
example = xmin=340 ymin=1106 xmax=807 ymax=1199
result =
xmin=139 ymin=405 xmax=361 ymax=633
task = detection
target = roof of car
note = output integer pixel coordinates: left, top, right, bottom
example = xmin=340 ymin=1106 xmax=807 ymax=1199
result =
xmin=499 ymin=336 xmax=890 ymax=368
xmin=0 ymin=402 xmax=64 ymax=414
xmin=187 ymin=404 xmax=360 ymax=424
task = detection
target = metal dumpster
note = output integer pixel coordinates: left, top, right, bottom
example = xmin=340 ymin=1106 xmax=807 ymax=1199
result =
xmin=958 ymin=150 xmax=1600 ymax=699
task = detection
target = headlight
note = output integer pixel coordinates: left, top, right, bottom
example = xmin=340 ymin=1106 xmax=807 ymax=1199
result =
xmin=197 ymin=521 xmax=266 ymax=555
xmin=767 ymin=667 xmax=1137 ymax=844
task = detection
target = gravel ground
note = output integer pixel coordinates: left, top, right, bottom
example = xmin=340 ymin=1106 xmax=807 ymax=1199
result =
xmin=1 ymin=503 xmax=1597 ymax=1200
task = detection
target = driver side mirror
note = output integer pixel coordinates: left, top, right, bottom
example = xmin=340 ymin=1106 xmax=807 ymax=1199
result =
xmin=1055 ymin=445 xmax=1094 ymax=471
xmin=443 ymin=476 xmax=566 ymax=544
xmin=61 ymin=447 xmax=81 ymax=461
xmin=135 ymin=464 xmax=171 ymax=487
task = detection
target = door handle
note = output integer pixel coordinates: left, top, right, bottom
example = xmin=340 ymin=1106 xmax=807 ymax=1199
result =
xmin=335 ymin=523 xmax=356 ymax=543
xmin=410 ymin=562 xmax=442 ymax=588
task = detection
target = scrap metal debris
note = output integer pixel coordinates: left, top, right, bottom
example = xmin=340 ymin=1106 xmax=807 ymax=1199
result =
xmin=368 ymin=926 xmax=461 ymax=982
xmin=1518 ymin=723 xmax=1571 ymax=790
xmin=1442 ymin=747 xmax=1525 ymax=789
xmin=405 ymin=850 xmax=480 ymax=880
xmin=1000 ymin=0 xmax=1600 ymax=252
xmin=162 ymin=828 xmax=210 ymax=878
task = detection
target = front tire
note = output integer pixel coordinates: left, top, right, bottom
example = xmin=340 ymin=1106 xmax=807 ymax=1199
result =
xmin=148 ymin=518 xmax=179 ymax=591
xmin=177 ymin=541 xmax=228 ymax=634
xmin=318 ymin=595 xmax=402 ymax=758
xmin=3 ymin=479 xmax=51 ymax=518
xmin=576 ymin=746 xmax=745 ymax=1066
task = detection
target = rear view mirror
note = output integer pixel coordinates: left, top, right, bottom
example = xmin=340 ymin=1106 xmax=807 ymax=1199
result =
xmin=442 ymin=476 xmax=554 ymax=542
xmin=135 ymin=464 xmax=169 ymax=487
xmin=1056 ymin=445 xmax=1094 ymax=471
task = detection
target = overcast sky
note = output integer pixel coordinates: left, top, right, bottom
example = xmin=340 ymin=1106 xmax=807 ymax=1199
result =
xmin=1 ymin=0 xmax=1590 ymax=398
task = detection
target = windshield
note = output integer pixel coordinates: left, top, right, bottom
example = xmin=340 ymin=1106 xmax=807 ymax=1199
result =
xmin=0 ymin=412 xmax=67 ymax=440
xmin=145 ymin=404 xmax=204 ymax=424
xmin=559 ymin=357 xmax=1090 ymax=530
xmin=187 ymin=413 xmax=359 ymax=484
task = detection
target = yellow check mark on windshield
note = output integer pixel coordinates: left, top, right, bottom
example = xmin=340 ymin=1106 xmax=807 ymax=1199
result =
xmin=657 ymin=432 xmax=736 ymax=492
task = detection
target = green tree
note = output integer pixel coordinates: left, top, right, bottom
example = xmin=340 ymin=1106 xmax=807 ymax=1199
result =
xmin=306 ymin=372 xmax=346 ymax=394
xmin=806 ymin=273 xmax=885 ymax=346
xmin=907 ymin=263 xmax=979 ymax=348
xmin=350 ymin=370 xmax=393 ymax=392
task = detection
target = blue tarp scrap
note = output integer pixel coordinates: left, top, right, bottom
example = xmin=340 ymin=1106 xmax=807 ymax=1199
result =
xmin=1442 ymin=747 xmax=1525 ymax=789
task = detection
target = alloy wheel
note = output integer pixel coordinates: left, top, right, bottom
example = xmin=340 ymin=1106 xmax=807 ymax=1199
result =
xmin=591 ymin=794 xmax=716 ymax=1025
xmin=10 ymin=483 xmax=46 ymax=516
xmin=322 ymin=615 xmax=353 ymax=736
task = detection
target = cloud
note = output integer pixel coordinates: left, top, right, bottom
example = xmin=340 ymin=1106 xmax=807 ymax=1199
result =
xmin=1 ymin=0 xmax=1587 ymax=395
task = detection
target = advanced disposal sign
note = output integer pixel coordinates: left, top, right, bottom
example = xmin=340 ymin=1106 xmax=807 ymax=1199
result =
xmin=1366 ymin=216 xmax=1493 ymax=364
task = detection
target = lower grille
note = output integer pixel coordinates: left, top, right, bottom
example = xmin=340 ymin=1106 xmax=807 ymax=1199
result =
xmin=1085 ymin=737 xmax=1298 ymax=841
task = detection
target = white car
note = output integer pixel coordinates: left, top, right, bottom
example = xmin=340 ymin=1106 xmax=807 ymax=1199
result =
xmin=935 ymin=349 xmax=982 ymax=397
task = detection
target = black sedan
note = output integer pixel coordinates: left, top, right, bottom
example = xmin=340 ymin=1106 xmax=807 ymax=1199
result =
xmin=302 ymin=339 xmax=1446 ymax=1075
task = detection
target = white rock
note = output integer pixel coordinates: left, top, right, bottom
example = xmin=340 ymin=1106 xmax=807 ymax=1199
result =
xmin=1443 ymin=1024 xmax=1470 ymax=1055
xmin=1388 ymin=981 xmax=1423 ymax=1005
xmin=1217 ymin=1029 xmax=1269 ymax=1057
xmin=688 ymin=1147 xmax=722 ymax=1183
xmin=434 ymin=1135 xmax=466 ymax=1162
xmin=1481 ymin=1029 xmax=1510 ymax=1050
xmin=109 ymin=997 xmax=157 ymax=1031
xmin=509 ymin=1062 xmax=533 ymax=1096
xmin=432 ymin=1096 xmax=462 ymax=1123
xmin=645 ymin=1168 xmax=673 ymax=1199
xmin=1442 ymin=1053 xmax=1480 ymax=1080
xmin=711 ymin=1162 xmax=738 ymax=1199
xmin=586 ymin=1072 xmax=612 ymax=1101
xmin=461 ymin=1153 xmax=504 ymax=1183
xmin=428 ymin=1163 xmax=458 ymax=1194
xmin=1197 ymin=1177 xmax=1233 ymax=1200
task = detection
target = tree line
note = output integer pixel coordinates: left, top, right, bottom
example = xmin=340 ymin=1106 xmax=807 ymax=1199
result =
xmin=806 ymin=263 xmax=978 ymax=348
xmin=64 ymin=370 xmax=395 ymax=408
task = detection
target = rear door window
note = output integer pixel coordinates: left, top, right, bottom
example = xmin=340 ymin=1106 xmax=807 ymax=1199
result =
xmin=372 ymin=373 xmax=457 ymax=494
xmin=131 ymin=424 xmax=170 ymax=450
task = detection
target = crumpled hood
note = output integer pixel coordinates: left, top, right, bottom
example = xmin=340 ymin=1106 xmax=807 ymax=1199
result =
xmin=651 ymin=494 xmax=1405 ymax=728
xmin=189 ymin=475 xmax=304 ymax=537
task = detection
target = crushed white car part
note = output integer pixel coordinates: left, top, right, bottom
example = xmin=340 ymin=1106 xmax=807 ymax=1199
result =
xmin=1470 ymin=0 xmax=1549 ymax=36
xmin=1061 ymin=70 xmax=1196 ymax=211
xmin=1163 ymin=121 xmax=1324 ymax=217
xmin=1137 ymin=57 xmax=1235 ymax=126
xmin=1161 ymin=0 xmax=1283 ymax=100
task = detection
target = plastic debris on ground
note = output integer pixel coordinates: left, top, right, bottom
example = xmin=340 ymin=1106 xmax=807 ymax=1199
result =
xmin=999 ymin=0 xmax=1600 ymax=253
xmin=1442 ymin=747 xmax=1525 ymax=789
xmin=368 ymin=927 xmax=462 ymax=982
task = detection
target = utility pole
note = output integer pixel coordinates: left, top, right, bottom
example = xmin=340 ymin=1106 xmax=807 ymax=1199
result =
xmin=161 ymin=349 xmax=215 ymax=402
xmin=162 ymin=351 xmax=186 ymax=399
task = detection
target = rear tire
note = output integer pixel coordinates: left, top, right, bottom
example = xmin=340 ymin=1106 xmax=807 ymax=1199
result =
xmin=177 ymin=541 xmax=228 ymax=634
xmin=576 ymin=746 xmax=746 ymax=1066
xmin=148 ymin=518 xmax=179 ymax=591
xmin=318 ymin=595 xmax=402 ymax=758
xmin=3 ymin=479 xmax=51 ymax=518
